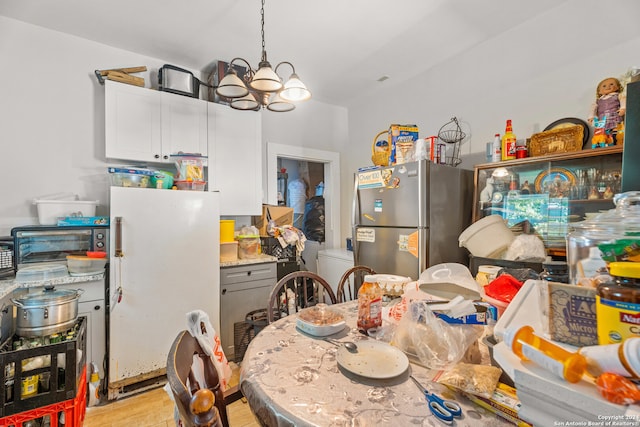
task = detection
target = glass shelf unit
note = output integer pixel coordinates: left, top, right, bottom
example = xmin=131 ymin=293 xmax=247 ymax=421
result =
xmin=472 ymin=146 xmax=623 ymax=256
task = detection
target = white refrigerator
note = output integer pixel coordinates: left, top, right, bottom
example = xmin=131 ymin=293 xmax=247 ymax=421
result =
xmin=107 ymin=187 xmax=220 ymax=399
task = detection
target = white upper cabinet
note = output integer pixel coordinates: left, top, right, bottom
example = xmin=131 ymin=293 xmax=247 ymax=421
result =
xmin=208 ymin=103 xmax=262 ymax=215
xmin=105 ymin=80 xmax=207 ymax=163
xmin=160 ymin=91 xmax=208 ymax=158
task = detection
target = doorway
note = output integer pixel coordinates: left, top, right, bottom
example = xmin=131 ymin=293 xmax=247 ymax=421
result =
xmin=266 ymin=143 xmax=341 ymax=271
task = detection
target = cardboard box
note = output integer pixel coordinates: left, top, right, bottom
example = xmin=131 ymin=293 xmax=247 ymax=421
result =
xmin=252 ymin=204 xmax=294 ymax=236
xmin=547 ymin=282 xmax=597 ymax=346
xmin=389 ymin=124 xmax=418 ymax=165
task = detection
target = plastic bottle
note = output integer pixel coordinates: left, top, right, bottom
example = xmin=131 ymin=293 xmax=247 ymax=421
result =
xmin=579 ymin=338 xmax=640 ymax=378
xmin=501 ymin=120 xmax=517 ymax=161
xmin=504 ymin=325 xmax=587 ymax=383
xmin=596 ymin=262 xmax=640 ymax=344
xmin=357 ymin=275 xmax=383 ymax=334
xmin=491 ymin=133 xmax=501 ymax=162
xmin=88 ymin=362 xmax=100 ymax=407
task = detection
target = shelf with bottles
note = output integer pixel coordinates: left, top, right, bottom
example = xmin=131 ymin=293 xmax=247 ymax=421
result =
xmin=472 ymin=146 xmax=623 ymax=252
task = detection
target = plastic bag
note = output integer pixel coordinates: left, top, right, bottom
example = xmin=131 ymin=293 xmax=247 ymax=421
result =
xmin=392 ymin=301 xmax=483 ymax=370
xmin=186 ymin=309 xmax=232 ymax=391
xmin=436 ymin=362 xmax=502 ymax=398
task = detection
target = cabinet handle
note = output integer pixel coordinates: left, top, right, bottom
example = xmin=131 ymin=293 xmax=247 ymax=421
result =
xmin=154 ymin=154 xmax=160 ymax=159
xmin=94 ymin=305 xmax=101 ymax=311
xmin=163 ymin=155 xmax=169 ymax=160
xmin=247 ymin=271 xmax=252 ymax=276
xmin=222 ymin=288 xmax=227 ymax=295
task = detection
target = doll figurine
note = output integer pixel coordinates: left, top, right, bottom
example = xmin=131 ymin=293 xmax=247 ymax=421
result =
xmin=588 ymin=77 xmax=626 ymax=144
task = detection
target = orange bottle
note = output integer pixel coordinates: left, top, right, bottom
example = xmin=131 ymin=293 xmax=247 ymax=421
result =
xmin=501 ymin=120 xmax=517 ymax=161
xmin=356 ymin=275 xmax=383 ymax=333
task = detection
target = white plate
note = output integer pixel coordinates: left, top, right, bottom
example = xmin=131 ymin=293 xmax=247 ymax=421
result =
xmin=336 ymin=340 xmax=409 ymax=379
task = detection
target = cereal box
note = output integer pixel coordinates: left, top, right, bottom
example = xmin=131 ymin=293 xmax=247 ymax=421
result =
xmin=389 ymin=124 xmax=418 ymax=165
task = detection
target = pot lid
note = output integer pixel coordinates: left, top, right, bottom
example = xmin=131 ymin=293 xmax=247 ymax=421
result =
xmin=14 ymin=287 xmax=80 ymax=306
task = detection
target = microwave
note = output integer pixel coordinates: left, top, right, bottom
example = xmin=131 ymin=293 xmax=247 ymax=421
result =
xmin=11 ymin=225 xmax=109 ymax=270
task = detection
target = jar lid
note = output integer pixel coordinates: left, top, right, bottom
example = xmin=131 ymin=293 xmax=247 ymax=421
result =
xmin=609 ymin=262 xmax=640 ymax=279
xmin=571 ymin=191 xmax=640 ymax=232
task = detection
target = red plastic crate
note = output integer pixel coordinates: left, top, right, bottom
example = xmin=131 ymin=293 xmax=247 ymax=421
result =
xmin=0 ymin=367 xmax=86 ymax=427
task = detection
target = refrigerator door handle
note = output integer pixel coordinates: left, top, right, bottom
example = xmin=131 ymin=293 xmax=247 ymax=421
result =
xmin=114 ymin=216 xmax=123 ymax=258
xmin=351 ymin=174 xmax=360 ymax=258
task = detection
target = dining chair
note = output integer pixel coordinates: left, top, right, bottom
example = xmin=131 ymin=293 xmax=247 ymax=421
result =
xmin=266 ymin=271 xmax=337 ymax=323
xmin=336 ymin=265 xmax=376 ymax=303
xmin=166 ymin=329 xmax=239 ymax=427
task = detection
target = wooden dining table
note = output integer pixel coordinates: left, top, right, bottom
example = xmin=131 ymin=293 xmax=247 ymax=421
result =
xmin=240 ymin=300 xmax=512 ymax=427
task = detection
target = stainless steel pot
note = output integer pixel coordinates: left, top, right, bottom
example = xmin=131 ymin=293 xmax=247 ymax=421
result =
xmin=11 ymin=287 xmax=83 ymax=337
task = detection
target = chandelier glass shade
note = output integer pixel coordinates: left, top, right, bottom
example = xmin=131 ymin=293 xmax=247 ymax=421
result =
xmin=215 ymin=0 xmax=310 ymax=112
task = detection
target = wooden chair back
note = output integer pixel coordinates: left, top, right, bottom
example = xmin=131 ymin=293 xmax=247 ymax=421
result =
xmin=266 ymin=271 xmax=337 ymax=323
xmin=166 ymin=329 xmax=228 ymax=427
xmin=336 ymin=265 xmax=376 ymax=303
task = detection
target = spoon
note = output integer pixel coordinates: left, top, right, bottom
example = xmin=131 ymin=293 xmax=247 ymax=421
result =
xmin=324 ymin=338 xmax=358 ymax=353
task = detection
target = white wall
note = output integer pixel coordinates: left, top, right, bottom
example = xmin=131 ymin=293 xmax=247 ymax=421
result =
xmin=0 ymin=16 xmax=348 ymax=236
xmin=342 ymin=0 xmax=640 ymax=241
xmin=2 ymin=0 xmax=640 ymax=245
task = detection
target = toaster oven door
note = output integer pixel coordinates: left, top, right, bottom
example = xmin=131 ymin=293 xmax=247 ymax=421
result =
xmin=12 ymin=227 xmax=108 ymax=269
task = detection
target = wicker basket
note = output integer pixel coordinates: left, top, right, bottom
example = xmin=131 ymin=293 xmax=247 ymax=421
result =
xmin=529 ymin=125 xmax=584 ymax=157
xmin=371 ymin=130 xmax=390 ymax=167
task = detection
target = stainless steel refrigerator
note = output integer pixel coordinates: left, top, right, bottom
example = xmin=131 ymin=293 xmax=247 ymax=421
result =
xmin=352 ymin=160 xmax=473 ymax=279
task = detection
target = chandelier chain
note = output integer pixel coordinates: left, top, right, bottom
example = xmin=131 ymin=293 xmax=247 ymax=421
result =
xmin=260 ymin=0 xmax=266 ymax=62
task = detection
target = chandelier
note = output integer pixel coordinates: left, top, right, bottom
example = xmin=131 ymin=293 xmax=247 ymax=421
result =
xmin=215 ymin=0 xmax=311 ymax=112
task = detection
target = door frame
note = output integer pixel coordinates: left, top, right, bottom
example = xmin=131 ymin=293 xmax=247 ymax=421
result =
xmin=266 ymin=143 xmax=340 ymax=249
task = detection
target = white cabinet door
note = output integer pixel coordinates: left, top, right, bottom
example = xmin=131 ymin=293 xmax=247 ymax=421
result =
xmin=105 ymin=80 xmax=162 ymax=162
xmin=208 ymin=103 xmax=262 ymax=215
xmin=105 ymin=81 xmax=208 ymax=163
xmin=78 ymin=299 xmax=106 ymax=380
xmin=160 ymin=92 xmax=208 ymax=158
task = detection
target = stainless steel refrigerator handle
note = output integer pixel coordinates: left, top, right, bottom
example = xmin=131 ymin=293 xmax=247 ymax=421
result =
xmin=351 ymin=173 xmax=359 ymax=260
xmin=115 ymin=216 xmax=123 ymax=258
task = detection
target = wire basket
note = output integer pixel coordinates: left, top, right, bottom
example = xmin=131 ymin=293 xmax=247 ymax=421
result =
xmin=0 ymin=248 xmax=11 ymax=269
xmin=438 ymin=117 xmax=465 ymax=166
xmin=371 ymin=130 xmax=390 ymax=167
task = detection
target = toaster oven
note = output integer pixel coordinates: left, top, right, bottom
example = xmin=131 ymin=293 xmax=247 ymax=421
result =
xmin=11 ymin=225 xmax=109 ymax=270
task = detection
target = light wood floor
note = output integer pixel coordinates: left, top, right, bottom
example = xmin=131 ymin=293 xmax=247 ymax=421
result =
xmin=84 ymin=364 xmax=259 ymax=427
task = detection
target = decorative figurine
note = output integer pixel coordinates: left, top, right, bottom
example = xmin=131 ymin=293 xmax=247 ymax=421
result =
xmin=520 ymin=180 xmax=531 ymax=194
xmin=588 ymin=77 xmax=626 ymax=146
xmin=479 ymin=177 xmax=495 ymax=203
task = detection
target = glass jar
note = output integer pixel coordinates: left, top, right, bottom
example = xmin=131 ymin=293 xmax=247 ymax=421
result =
xmin=567 ymin=191 xmax=640 ymax=285
xmin=596 ymin=262 xmax=640 ymax=344
xmin=540 ymin=261 xmax=569 ymax=283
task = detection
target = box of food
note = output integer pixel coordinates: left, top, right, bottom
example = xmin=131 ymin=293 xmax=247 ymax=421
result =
xmin=547 ymin=281 xmax=598 ymax=346
xmin=389 ymin=124 xmax=419 ymax=165
xmin=252 ymin=205 xmax=294 ymax=236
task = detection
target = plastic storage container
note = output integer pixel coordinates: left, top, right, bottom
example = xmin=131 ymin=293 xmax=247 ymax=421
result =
xmin=220 ymin=242 xmax=238 ymax=262
xmin=296 ymin=304 xmax=346 ymax=336
xmin=107 ymin=167 xmax=154 ymax=188
xmin=33 ymin=199 xmax=99 ymax=226
xmin=458 ymin=215 xmax=515 ymax=258
xmin=238 ymin=236 xmax=261 ymax=259
xmin=15 ymin=265 xmax=69 ymax=283
xmin=174 ymin=180 xmax=206 ymax=191
xmin=66 ymin=255 xmax=107 ymax=276
xmin=220 ymin=220 xmax=235 ymax=243
xmin=171 ymin=154 xmax=206 ymax=182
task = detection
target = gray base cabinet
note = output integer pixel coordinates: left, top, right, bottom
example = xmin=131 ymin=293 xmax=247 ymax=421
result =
xmin=220 ymin=262 xmax=276 ymax=361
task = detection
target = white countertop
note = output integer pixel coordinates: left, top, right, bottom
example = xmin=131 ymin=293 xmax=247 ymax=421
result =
xmin=220 ymin=254 xmax=277 ymax=268
xmin=0 ymin=272 xmax=106 ymax=300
